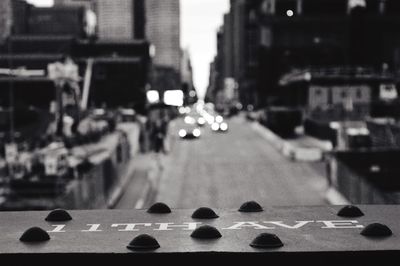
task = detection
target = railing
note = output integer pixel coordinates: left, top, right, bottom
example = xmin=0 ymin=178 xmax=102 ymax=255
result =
xmin=280 ymin=66 xmax=395 ymax=86
xmin=1 ymin=205 xmax=399 ymax=264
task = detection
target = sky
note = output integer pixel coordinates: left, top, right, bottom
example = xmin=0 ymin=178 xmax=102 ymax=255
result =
xmin=181 ymin=0 xmax=229 ymax=98
xmin=28 ymin=0 xmax=230 ymax=98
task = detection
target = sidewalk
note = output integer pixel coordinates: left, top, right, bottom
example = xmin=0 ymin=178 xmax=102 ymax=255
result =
xmin=250 ymin=120 xmax=349 ymax=205
xmin=110 ymin=152 xmax=163 ymax=209
xmin=251 ymin=122 xmax=332 ymax=162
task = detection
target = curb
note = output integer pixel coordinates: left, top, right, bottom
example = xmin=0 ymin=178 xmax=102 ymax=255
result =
xmin=324 ymin=187 xmax=351 ymax=205
xmin=107 ymin=159 xmax=138 ymax=209
xmin=251 ymin=122 xmax=324 ymax=162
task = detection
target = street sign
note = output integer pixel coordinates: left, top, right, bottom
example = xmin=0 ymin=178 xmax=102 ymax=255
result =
xmin=0 ymin=206 xmax=399 ymax=264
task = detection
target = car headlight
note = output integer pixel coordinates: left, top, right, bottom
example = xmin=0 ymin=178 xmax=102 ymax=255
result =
xmin=215 ymin=115 xmax=223 ymax=123
xmin=220 ymin=122 xmax=228 ymax=131
xmin=211 ymin=122 xmax=219 ymax=131
xmin=179 ymin=129 xmax=187 ymax=137
xmin=193 ymin=128 xmax=201 ymax=137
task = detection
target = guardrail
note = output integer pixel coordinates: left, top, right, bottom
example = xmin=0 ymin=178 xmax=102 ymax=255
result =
xmin=1 ymin=204 xmax=399 ymax=265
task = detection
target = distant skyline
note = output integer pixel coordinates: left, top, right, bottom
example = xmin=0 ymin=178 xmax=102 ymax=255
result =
xmin=28 ymin=0 xmax=230 ymax=98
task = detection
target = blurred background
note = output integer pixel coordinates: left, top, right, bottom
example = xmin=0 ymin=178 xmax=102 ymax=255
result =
xmin=1 ymin=0 xmax=400 ymax=211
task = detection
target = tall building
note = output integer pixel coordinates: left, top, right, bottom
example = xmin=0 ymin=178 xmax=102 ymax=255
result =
xmin=0 ymin=0 xmax=12 ymax=41
xmin=0 ymin=0 xmax=31 ymax=41
xmin=213 ymin=0 xmax=400 ymax=108
xmin=181 ymin=49 xmax=196 ymax=103
xmin=54 ymin=0 xmax=146 ymax=40
xmin=146 ymin=0 xmax=181 ymax=72
xmin=54 ymin=0 xmax=94 ymax=9
xmin=96 ymin=0 xmax=134 ymax=39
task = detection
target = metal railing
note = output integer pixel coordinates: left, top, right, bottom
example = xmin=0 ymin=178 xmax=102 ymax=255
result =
xmin=1 ymin=205 xmax=399 ymax=265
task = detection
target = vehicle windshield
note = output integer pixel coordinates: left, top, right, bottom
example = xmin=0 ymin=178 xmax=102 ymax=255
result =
xmin=0 ymin=0 xmax=399 ymax=213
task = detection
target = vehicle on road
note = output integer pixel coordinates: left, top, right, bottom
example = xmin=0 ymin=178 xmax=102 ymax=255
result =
xmin=178 ymin=124 xmax=201 ymax=139
xmin=211 ymin=121 xmax=229 ymax=133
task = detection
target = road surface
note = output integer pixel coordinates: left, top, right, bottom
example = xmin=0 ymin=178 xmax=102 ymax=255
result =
xmin=150 ymin=115 xmax=328 ymax=209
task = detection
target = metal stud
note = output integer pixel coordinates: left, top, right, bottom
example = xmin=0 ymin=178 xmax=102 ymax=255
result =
xmin=20 ymin=227 xmax=50 ymax=243
xmin=127 ymin=234 xmax=160 ymax=251
xmin=190 ymin=225 xmax=222 ymax=239
xmin=191 ymin=207 xmax=219 ymax=219
xmin=361 ymin=223 xmax=392 ymax=237
xmin=250 ymin=233 xmax=284 ymax=248
xmin=147 ymin=202 xmax=172 ymax=214
xmin=238 ymin=201 xmax=263 ymax=212
xmin=337 ymin=205 xmax=364 ymax=218
xmin=45 ymin=209 xmax=73 ymax=222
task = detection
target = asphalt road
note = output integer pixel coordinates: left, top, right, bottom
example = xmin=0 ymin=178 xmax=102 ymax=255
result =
xmin=153 ymin=115 xmax=329 ymax=209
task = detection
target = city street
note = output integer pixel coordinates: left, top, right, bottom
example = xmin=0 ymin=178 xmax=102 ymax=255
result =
xmin=117 ymin=115 xmax=329 ymax=209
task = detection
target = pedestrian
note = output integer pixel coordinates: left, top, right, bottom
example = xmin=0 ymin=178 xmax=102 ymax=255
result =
xmin=153 ymin=119 xmax=166 ymax=154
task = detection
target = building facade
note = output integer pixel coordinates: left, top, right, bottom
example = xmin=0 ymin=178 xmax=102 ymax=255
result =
xmin=0 ymin=0 xmax=31 ymax=41
xmin=0 ymin=0 xmax=12 ymax=42
xmin=181 ymin=49 xmax=196 ymax=103
xmin=211 ymin=0 xmax=400 ymax=109
xmin=146 ymin=0 xmax=180 ymax=72
xmin=54 ymin=0 xmax=146 ymax=40
xmin=96 ymin=0 xmax=134 ymax=39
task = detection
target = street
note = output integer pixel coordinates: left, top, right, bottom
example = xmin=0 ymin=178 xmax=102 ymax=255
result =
xmin=117 ymin=115 xmax=329 ymax=209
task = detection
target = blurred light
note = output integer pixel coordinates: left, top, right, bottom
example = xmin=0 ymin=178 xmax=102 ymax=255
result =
xmin=184 ymin=116 xmax=196 ymax=124
xmin=304 ymin=72 xmax=312 ymax=81
xmin=179 ymin=106 xmax=187 ymax=114
xmin=149 ymin=44 xmax=156 ymax=58
xmin=193 ymin=128 xmax=201 ymax=137
xmin=26 ymin=0 xmax=53 ymax=7
xmin=220 ymin=122 xmax=228 ymax=131
xmin=185 ymin=107 xmax=191 ymax=113
xmin=164 ymin=90 xmax=184 ymax=106
xmin=215 ymin=115 xmax=223 ymax=123
xmin=189 ymin=90 xmax=197 ymax=97
xmin=370 ymin=165 xmax=380 ymax=173
xmin=346 ymin=128 xmax=359 ymax=136
xmin=179 ymin=129 xmax=187 ymax=138
xmin=93 ymin=108 xmax=105 ymax=116
xmin=120 ymin=109 xmax=135 ymax=115
xmin=206 ymin=115 xmax=215 ymax=124
xmin=286 ymin=10 xmax=294 ymax=17
xmin=359 ymin=128 xmax=369 ymax=135
xmin=146 ymin=90 xmax=159 ymax=103
xmin=349 ymin=0 xmax=366 ymax=9
xmin=196 ymin=102 xmax=203 ymax=113
xmin=211 ymin=122 xmax=219 ymax=131
xmin=329 ymin=122 xmax=340 ymax=129
xmin=197 ymin=117 xmax=206 ymax=125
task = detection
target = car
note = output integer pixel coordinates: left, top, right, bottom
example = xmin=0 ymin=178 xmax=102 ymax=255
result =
xmin=211 ymin=121 xmax=228 ymax=132
xmin=178 ymin=125 xmax=201 ymax=139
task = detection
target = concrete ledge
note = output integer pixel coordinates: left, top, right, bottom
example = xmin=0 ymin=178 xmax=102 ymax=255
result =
xmin=325 ymin=187 xmax=351 ymax=205
xmin=251 ymin=122 xmax=326 ymax=162
xmin=107 ymin=159 xmax=138 ymax=209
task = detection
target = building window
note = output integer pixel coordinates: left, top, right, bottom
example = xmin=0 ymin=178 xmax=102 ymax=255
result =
xmin=341 ymin=91 xmax=347 ymax=98
xmin=356 ymin=89 xmax=362 ymax=99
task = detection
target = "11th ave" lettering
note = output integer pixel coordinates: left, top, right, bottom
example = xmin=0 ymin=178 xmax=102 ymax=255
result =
xmin=47 ymin=220 xmax=364 ymax=233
